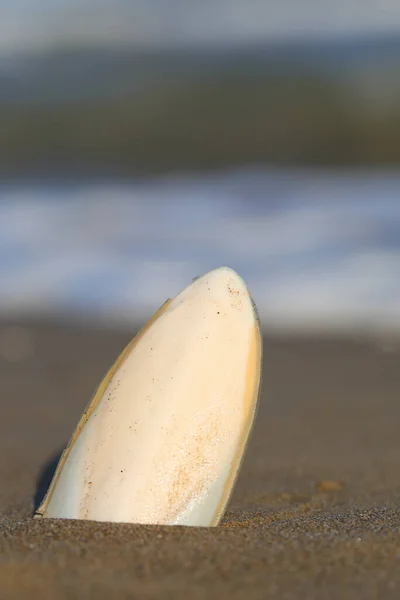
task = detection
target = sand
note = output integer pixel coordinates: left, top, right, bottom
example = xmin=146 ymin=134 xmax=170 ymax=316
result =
xmin=0 ymin=320 xmax=399 ymax=599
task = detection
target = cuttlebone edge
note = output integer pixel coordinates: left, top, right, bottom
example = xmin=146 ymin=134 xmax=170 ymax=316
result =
xmin=34 ymin=297 xmax=173 ymax=519
xmin=210 ymin=300 xmax=262 ymax=526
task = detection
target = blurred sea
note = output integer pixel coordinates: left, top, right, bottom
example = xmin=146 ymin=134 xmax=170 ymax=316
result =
xmin=0 ymin=168 xmax=399 ymax=334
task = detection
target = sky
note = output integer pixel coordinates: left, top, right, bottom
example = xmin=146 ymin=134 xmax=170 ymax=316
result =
xmin=1 ymin=0 xmax=400 ymax=55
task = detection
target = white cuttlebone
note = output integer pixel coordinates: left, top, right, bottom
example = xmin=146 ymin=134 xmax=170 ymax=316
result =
xmin=35 ymin=266 xmax=262 ymax=527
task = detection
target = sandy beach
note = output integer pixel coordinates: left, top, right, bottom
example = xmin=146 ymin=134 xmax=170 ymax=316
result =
xmin=0 ymin=320 xmax=399 ymax=599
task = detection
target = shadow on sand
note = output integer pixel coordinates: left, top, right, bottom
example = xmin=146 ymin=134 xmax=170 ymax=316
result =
xmin=33 ymin=448 xmax=64 ymax=514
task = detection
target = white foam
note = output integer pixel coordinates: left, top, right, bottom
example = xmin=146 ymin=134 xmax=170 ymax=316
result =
xmin=0 ymin=168 xmax=399 ymax=333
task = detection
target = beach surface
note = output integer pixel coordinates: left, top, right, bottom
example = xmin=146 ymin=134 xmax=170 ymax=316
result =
xmin=0 ymin=321 xmax=399 ymax=599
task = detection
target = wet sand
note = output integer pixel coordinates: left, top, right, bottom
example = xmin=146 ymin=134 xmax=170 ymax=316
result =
xmin=0 ymin=321 xmax=399 ymax=599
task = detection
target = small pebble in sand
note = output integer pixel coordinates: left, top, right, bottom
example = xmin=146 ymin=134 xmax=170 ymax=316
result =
xmin=315 ymin=480 xmax=342 ymax=493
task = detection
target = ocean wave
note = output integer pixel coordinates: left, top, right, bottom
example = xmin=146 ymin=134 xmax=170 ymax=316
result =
xmin=0 ymin=168 xmax=399 ymax=333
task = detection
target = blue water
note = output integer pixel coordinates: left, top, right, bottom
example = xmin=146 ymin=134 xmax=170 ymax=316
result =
xmin=0 ymin=168 xmax=399 ymax=332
